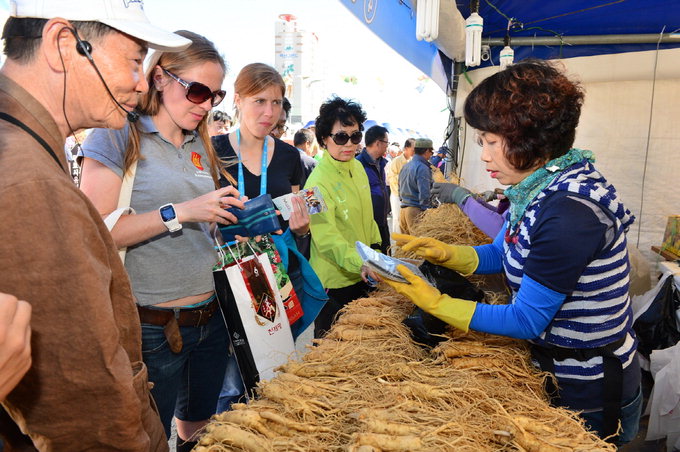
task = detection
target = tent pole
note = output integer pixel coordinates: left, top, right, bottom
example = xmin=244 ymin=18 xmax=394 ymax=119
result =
xmin=484 ymin=33 xmax=680 ymax=47
xmin=445 ymin=61 xmax=466 ymax=181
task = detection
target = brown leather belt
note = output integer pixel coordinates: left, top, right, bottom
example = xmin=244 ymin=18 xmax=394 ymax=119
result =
xmin=137 ymin=298 xmax=218 ymax=328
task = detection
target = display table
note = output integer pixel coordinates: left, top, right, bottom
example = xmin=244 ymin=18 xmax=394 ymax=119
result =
xmin=658 ymin=260 xmax=680 ymax=290
xmin=642 ymin=260 xmax=680 ymax=449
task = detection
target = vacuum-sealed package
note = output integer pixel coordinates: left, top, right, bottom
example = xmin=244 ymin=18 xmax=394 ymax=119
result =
xmin=355 ymin=241 xmax=431 ymax=285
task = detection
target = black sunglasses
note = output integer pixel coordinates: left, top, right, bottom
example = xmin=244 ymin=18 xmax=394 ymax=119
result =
xmin=329 ymin=130 xmax=363 ymax=146
xmin=162 ymin=68 xmax=226 ymax=107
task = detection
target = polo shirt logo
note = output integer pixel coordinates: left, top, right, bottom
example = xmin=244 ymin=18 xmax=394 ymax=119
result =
xmin=191 ymin=152 xmax=204 ymax=170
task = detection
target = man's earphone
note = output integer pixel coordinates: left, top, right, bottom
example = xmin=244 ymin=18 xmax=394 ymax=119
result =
xmin=75 ymin=38 xmax=92 ymax=58
xmin=67 ymin=27 xmax=139 ymax=123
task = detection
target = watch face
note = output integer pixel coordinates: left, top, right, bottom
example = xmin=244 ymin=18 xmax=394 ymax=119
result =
xmin=160 ymin=205 xmax=176 ymax=222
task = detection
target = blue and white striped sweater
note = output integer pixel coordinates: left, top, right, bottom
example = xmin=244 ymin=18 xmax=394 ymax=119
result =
xmin=503 ymin=160 xmax=637 ymax=381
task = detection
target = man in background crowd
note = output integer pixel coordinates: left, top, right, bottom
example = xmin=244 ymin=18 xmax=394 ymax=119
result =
xmin=208 ymin=110 xmax=231 ymax=137
xmin=294 ymin=128 xmax=317 ymax=187
xmin=357 ymin=125 xmax=390 ymax=253
xmin=429 ymin=146 xmax=447 ymax=169
xmin=386 ymin=142 xmax=400 ymax=161
xmin=270 ymin=96 xmax=291 ymax=139
xmin=386 ymin=137 xmax=415 ymax=234
xmin=398 ymin=138 xmax=435 ymax=235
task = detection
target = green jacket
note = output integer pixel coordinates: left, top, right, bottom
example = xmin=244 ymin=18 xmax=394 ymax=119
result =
xmin=304 ymin=153 xmax=381 ymax=289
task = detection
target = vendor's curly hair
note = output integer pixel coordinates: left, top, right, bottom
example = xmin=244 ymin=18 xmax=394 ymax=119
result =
xmin=315 ymin=96 xmax=367 ymax=148
xmin=464 ymin=60 xmax=585 ymax=170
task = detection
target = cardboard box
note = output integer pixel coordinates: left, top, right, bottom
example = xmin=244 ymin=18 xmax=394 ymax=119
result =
xmin=661 ymin=215 xmax=680 ymax=258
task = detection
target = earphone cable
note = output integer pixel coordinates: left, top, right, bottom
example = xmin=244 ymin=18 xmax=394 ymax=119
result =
xmin=57 ymin=29 xmax=82 ymax=187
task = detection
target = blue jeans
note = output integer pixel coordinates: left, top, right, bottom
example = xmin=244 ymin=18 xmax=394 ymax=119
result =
xmin=141 ymin=307 xmax=230 ymax=438
xmin=216 ymin=350 xmax=246 ymax=413
xmin=579 ymin=385 xmax=643 ymax=445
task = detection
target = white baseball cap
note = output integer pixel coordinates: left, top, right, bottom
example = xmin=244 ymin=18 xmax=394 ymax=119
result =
xmin=9 ymin=0 xmax=191 ymax=51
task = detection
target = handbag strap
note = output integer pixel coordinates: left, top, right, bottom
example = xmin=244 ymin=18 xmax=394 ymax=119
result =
xmin=105 ymin=160 xmax=138 ymax=230
xmin=118 ymin=159 xmax=138 ymax=210
xmin=214 ymin=230 xmax=243 ymax=270
xmin=111 ymin=159 xmax=138 ymax=263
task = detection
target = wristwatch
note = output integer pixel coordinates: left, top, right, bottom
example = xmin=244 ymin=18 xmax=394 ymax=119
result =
xmin=159 ymin=203 xmax=182 ymax=232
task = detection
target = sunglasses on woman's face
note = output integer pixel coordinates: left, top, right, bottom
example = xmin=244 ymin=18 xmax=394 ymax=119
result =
xmin=329 ymin=130 xmax=363 ymax=146
xmin=162 ymin=68 xmax=226 ymax=107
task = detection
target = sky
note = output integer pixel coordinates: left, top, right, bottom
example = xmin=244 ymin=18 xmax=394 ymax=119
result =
xmin=0 ymin=0 xmax=451 ymax=142
xmin=140 ymin=0 xmax=450 ymax=142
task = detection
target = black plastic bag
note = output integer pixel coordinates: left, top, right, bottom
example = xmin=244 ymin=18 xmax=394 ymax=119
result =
xmin=419 ymin=261 xmax=485 ymax=303
xmin=633 ymin=275 xmax=680 ymax=358
xmin=402 ymin=261 xmax=484 ymax=347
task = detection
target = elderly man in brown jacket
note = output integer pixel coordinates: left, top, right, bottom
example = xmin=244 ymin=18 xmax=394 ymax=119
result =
xmin=0 ymin=1 xmax=191 ymax=450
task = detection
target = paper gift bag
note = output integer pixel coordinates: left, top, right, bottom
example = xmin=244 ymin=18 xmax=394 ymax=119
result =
xmin=216 ymin=235 xmax=305 ymax=327
xmin=214 ymin=250 xmax=294 ymax=393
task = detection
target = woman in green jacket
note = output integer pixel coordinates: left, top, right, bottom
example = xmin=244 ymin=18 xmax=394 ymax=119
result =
xmin=305 ymin=96 xmax=381 ymax=337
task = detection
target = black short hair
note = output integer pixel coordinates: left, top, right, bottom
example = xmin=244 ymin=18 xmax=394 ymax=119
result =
xmin=315 ymin=96 xmax=367 ymax=147
xmin=364 ymin=125 xmax=388 ymax=147
xmin=403 ymin=138 xmax=416 ymax=149
xmin=294 ymin=128 xmax=314 ymax=147
xmin=212 ymin=110 xmax=230 ymax=123
xmin=464 ymin=60 xmax=584 ymax=170
xmin=282 ymin=97 xmax=292 ymax=116
xmin=2 ymin=18 xmax=115 ymax=63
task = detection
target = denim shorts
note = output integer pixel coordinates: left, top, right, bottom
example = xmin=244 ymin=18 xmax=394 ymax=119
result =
xmin=579 ymin=385 xmax=643 ymax=445
xmin=141 ymin=304 xmax=231 ymax=437
xmin=216 ymin=351 xmax=246 ymax=413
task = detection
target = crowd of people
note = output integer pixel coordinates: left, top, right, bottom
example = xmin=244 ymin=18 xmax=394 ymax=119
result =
xmin=0 ymin=0 xmax=646 ymax=450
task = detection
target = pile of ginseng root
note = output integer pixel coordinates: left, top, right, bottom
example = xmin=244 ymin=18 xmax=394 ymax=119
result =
xmin=195 ymin=204 xmax=616 ymax=452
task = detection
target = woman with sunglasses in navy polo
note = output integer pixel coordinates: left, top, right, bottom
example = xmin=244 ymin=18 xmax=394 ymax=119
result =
xmin=80 ymin=31 xmax=242 ymax=451
xmin=304 ymin=96 xmax=382 ymax=338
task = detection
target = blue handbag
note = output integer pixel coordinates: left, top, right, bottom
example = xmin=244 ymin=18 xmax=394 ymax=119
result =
xmin=271 ymin=230 xmax=328 ymax=339
xmin=218 ymin=194 xmax=281 ymax=242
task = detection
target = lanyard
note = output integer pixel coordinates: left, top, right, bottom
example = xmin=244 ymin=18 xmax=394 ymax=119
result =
xmin=235 ymin=129 xmax=268 ymax=197
xmin=0 ymin=112 xmax=64 ymax=172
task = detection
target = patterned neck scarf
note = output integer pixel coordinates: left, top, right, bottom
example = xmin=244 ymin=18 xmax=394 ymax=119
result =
xmin=504 ymin=148 xmax=595 ymax=231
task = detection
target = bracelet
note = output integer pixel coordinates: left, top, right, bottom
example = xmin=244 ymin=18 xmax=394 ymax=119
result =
xmin=296 ymin=231 xmax=311 ymax=239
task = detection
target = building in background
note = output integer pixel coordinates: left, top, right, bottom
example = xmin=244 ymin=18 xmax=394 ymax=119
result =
xmin=275 ymin=14 xmax=325 ymax=127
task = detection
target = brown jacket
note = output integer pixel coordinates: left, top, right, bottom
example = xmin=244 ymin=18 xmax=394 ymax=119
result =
xmin=0 ymin=75 xmax=168 ymax=450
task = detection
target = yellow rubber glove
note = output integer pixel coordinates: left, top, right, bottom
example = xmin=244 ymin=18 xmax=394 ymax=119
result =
xmin=392 ymin=233 xmax=479 ymax=275
xmin=385 ymin=265 xmax=477 ymax=333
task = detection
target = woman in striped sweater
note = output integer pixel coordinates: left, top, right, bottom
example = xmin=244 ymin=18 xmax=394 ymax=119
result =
xmin=387 ymin=60 xmax=641 ymax=444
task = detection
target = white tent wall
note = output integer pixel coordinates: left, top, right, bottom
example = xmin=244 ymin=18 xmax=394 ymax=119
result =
xmin=454 ymin=48 xmax=680 ymax=266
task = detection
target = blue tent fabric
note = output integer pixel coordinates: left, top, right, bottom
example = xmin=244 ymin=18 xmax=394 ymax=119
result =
xmin=363 ymin=119 xmax=379 ymax=130
xmin=382 ymin=122 xmax=397 ymax=133
xmin=457 ymin=0 xmax=680 ymax=66
xmin=338 ymin=0 xmax=440 ymax=79
xmin=339 ymin=0 xmax=680 ymax=72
